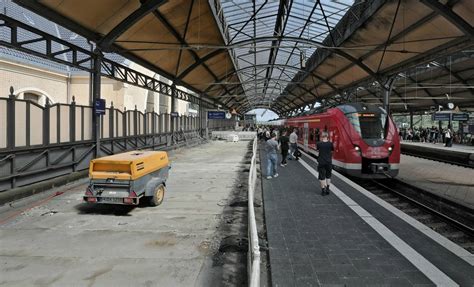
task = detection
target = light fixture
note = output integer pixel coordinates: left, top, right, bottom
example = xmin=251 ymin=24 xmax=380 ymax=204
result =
xmin=300 ymin=50 xmax=306 ymax=69
xmin=448 ymin=102 xmax=454 ymax=109
xmin=445 ymin=93 xmax=450 ymax=100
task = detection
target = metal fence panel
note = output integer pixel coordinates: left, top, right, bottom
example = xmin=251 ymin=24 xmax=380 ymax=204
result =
xmin=49 ymin=105 xmax=58 ymax=144
xmin=139 ymin=112 xmax=145 ymax=135
xmin=75 ymin=106 xmax=82 ymax=141
xmin=102 ymin=108 xmax=110 ymax=139
xmin=157 ymin=114 xmax=162 ymax=134
xmin=0 ymin=99 xmax=7 ymax=149
xmin=14 ymin=101 xmax=26 ymax=147
xmin=127 ymin=111 xmax=134 ymax=136
xmin=146 ymin=113 xmax=152 ymax=134
xmin=30 ymin=103 xmax=43 ymax=146
xmin=83 ymin=107 xmax=92 ymax=140
xmin=116 ymin=110 xmax=123 ymax=137
xmin=59 ymin=105 xmax=70 ymax=143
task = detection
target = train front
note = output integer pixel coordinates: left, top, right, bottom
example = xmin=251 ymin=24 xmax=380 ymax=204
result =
xmin=338 ymin=104 xmax=400 ymax=178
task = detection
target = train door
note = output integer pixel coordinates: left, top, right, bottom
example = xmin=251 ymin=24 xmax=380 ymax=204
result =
xmin=303 ymin=122 xmax=309 ymax=151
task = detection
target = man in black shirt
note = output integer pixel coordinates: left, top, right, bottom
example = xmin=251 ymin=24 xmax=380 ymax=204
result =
xmin=278 ymin=130 xmax=290 ymax=166
xmin=316 ymin=131 xmax=334 ymax=196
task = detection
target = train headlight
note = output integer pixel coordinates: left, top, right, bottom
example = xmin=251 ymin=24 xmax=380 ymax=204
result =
xmin=354 ymin=145 xmax=361 ymax=156
xmin=388 ymin=145 xmax=394 ymax=155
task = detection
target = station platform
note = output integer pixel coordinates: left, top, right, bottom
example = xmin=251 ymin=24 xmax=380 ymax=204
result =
xmin=398 ymin=154 xmax=474 ymax=209
xmin=0 ymin=141 xmax=250 ymax=286
xmin=401 ymin=142 xmax=474 ymax=168
xmin=261 ymin=148 xmax=474 ymax=286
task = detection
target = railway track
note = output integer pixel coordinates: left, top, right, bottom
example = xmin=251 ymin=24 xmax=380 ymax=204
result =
xmin=401 ymin=144 xmax=474 ymax=169
xmin=354 ymin=178 xmax=474 ymax=253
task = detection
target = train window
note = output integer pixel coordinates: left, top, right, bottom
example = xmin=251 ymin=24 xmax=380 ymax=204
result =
xmin=309 ymin=128 xmax=314 ymax=141
xmin=346 ymin=112 xmax=387 ymax=139
xmin=315 ymin=128 xmax=320 ymax=142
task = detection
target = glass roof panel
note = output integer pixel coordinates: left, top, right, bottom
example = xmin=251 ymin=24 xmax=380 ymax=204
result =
xmin=220 ymin=0 xmax=356 ymax=111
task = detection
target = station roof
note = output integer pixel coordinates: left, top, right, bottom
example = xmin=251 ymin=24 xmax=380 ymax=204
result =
xmin=12 ymin=0 xmax=474 ymax=115
xmin=13 ymin=0 xmax=245 ymax=104
xmin=0 ymin=1 xmax=127 ymax=74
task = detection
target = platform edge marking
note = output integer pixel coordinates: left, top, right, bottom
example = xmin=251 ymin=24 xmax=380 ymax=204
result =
xmin=299 ymin=158 xmax=460 ymax=287
xmin=300 ymin=150 xmax=474 ymax=266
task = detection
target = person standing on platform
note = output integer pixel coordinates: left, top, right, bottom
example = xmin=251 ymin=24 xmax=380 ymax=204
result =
xmin=264 ymin=130 xmax=271 ymax=141
xmin=279 ymin=130 xmax=289 ymax=167
xmin=288 ymin=129 xmax=298 ymax=160
xmin=316 ymin=131 xmax=334 ymax=196
xmin=265 ymin=133 xmax=279 ymax=179
xmin=445 ymin=125 xmax=452 ymax=147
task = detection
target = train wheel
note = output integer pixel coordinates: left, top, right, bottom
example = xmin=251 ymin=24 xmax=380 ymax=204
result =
xmin=150 ymin=184 xmax=165 ymax=206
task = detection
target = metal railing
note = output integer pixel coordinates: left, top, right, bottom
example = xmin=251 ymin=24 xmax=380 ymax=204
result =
xmin=247 ymin=136 xmax=260 ymax=287
xmin=0 ymin=88 xmax=236 ymax=191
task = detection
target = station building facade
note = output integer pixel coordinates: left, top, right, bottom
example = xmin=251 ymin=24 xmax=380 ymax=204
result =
xmin=0 ymin=52 xmax=194 ymax=116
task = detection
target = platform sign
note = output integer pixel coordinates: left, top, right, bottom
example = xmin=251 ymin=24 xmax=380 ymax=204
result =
xmin=244 ymin=114 xmax=257 ymax=121
xmin=94 ymin=99 xmax=106 ymax=115
xmin=432 ymin=113 xmax=450 ymax=121
xmin=452 ymin=113 xmax=469 ymax=121
xmin=170 ymin=112 xmax=179 ymax=117
xmin=208 ymin=111 xmax=226 ymax=119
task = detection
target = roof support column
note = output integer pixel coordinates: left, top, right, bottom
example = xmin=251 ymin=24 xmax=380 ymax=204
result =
xmin=92 ymin=49 xmax=102 ymax=157
xmin=382 ymin=77 xmax=396 ymax=114
xmin=171 ymin=83 xmax=177 ymax=135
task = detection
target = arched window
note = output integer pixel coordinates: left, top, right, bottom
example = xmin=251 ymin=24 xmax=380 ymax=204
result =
xmin=15 ymin=89 xmax=53 ymax=107
xmin=23 ymin=92 xmax=41 ymax=103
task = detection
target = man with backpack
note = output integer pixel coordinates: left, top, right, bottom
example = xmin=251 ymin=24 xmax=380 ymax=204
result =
xmin=316 ymin=131 xmax=334 ymax=196
xmin=288 ymin=129 xmax=299 ymax=160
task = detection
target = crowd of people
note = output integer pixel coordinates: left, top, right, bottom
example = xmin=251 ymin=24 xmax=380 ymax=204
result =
xmin=399 ymin=125 xmax=464 ymax=147
xmin=257 ymin=126 xmax=334 ymax=196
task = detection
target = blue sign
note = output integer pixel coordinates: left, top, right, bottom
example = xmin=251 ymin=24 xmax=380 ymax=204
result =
xmin=432 ymin=113 xmax=450 ymax=121
xmin=208 ymin=111 xmax=226 ymax=119
xmin=94 ymin=99 xmax=106 ymax=115
xmin=452 ymin=113 xmax=469 ymax=121
xmin=170 ymin=112 xmax=179 ymax=117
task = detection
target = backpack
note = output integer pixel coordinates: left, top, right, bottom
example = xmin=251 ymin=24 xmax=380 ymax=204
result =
xmin=294 ymin=149 xmax=302 ymax=157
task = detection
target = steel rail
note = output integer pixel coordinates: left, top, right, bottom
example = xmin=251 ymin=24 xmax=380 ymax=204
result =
xmin=371 ymin=180 xmax=474 ymax=238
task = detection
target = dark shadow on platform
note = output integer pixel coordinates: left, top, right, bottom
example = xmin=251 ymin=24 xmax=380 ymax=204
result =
xmin=74 ymin=202 xmax=144 ymax=216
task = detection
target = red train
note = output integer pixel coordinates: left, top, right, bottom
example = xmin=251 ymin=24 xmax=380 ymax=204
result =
xmin=282 ymin=103 xmax=400 ymax=178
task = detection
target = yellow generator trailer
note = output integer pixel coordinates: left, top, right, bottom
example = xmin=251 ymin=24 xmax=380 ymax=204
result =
xmin=84 ymin=151 xmax=170 ymax=206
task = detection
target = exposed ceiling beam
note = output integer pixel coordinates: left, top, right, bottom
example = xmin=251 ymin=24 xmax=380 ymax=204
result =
xmin=99 ymin=0 xmax=167 ymax=51
xmin=420 ymin=0 xmax=474 ymax=37
xmin=150 ymin=8 xmax=235 ymax=105
xmin=262 ymin=0 xmax=293 ymax=96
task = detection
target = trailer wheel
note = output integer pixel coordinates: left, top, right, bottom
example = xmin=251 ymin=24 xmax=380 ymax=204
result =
xmin=150 ymin=184 xmax=165 ymax=206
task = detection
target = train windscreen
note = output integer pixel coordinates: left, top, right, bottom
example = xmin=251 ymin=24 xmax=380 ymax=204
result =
xmin=346 ymin=111 xmax=387 ymax=139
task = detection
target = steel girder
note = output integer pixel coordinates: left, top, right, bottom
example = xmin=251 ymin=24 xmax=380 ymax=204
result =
xmin=271 ymin=1 xmax=320 ymax=96
xmin=261 ymin=0 xmax=292 ymax=97
xmin=149 ymin=8 xmax=235 ymax=98
xmin=11 ymin=0 xmax=227 ymax=109
xmin=0 ymin=14 xmax=217 ymax=109
xmin=420 ymin=0 xmax=474 ymax=37
xmin=98 ymin=0 xmax=167 ymax=51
